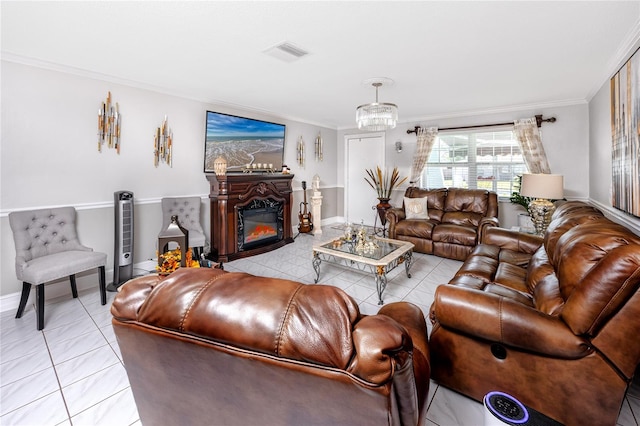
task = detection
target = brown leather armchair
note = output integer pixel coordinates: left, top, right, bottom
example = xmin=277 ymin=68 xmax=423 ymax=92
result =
xmin=386 ymin=187 xmax=499 ymax=261
xmin=112 ymin=268 xmax=431 ymax=426
xmin=429 ymin=201 xmax=640 ymax=426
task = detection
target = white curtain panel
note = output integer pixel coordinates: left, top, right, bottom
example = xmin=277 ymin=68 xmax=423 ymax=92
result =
xmin=514 ymin=118 xmax=551 ymax=174
xmin=410 ymin=126 xmax=438 ymax=185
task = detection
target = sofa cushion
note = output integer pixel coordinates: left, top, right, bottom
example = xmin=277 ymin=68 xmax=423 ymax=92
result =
xmin=452 ymin=245 xmax=500 ymax=284
xmin=432 ymin=224 xmax=477 ymax=246
xmin=404 ymin=197 xmax=429 ymax=219
xmin=395 ymin=219 xmax=436 ymax=239
xmin=494 ymin=263 xmax=528 ymax=293
xmin=497 ymin=249 xmax=533 ymax=268
xmin=556 ymin=223 xmax=640 ymax=336
xmin=442 ymin=188 xmax=490 ymax=227
xmin=533 ymin=274 xmax=564 ymax=316
xmin=404 ymin=187 xmax=447 ymax=222
xmin=484 ymin=283 xmax=534 ymax=307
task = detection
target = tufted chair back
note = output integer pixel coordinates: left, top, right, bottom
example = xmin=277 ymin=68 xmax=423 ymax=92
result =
xmin=8 ymin=206 xmax=107 ymax=330
xmin=9 ymin=207 xmax=89 ymax=280
xmin=160 ymin=197 xmax=206 ymax=255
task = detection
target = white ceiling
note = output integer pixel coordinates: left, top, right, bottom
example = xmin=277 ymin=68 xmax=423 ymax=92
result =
xmin=2 ymin=1 xmax=639 ymax=129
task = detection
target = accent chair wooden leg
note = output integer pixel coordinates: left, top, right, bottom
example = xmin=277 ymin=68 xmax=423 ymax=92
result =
xmin=36 ymin=284 xmax=45 ymax=330
xmin=15 ymin=282 xmax=32 ymax=319
xmin=70 ymin=274 xmax=78 ymax=298
xmin=99 ymin=266 xmax=106 ymax=305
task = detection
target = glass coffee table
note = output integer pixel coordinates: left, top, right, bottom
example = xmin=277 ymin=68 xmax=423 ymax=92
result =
xmin=312 ymin=237 xmax=414 ymax=305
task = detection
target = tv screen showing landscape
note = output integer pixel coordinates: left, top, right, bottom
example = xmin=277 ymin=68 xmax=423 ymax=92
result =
xmin=204 ymin=111 xmax=286 ymax=173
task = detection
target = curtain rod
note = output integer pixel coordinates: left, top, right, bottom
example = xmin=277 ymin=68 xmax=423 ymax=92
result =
xmin=406 ymin=114 xmax=556 ymax=134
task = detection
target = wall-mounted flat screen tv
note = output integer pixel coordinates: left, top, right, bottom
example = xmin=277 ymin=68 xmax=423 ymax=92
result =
xmin=204 ymin=111 xmax=286 ymax=173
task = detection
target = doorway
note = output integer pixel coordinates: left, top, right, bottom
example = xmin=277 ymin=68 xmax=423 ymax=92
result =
xmin=345 ymin=133 xmax=385 ymax=226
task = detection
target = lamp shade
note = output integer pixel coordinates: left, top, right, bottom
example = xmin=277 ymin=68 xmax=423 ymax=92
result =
xmin=520 ymin=174 xmax=564 ymax=199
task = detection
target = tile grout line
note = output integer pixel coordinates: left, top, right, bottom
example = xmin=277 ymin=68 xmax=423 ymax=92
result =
xmin=42 ymin=329 xmax=73 ymax=425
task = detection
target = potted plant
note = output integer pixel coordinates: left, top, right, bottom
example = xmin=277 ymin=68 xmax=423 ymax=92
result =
xmin=365 ymin=166 xmax=408 ymax=225
xmin=509 ymin=175 xmax=533 ymax=211
xmin=509 ymin=175 xmax=535 ymax=232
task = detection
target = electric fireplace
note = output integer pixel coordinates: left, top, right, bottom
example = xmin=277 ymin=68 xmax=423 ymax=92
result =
xmin=238 ymin=199 xmax=283 ymax=251
xmin=206 ymin=173 xmax=294 ymax=262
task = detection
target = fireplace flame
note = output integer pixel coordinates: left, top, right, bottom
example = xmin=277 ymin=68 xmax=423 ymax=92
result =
xmin=246 ymin=224 xmax=277 ymax=243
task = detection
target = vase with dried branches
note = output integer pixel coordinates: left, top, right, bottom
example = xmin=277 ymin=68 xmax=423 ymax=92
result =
xmin=365 ymin=166 xmax=408 ymax=226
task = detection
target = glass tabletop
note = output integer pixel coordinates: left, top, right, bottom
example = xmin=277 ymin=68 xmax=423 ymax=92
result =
xmin=319 ymin=238 xmax=403 ymax=261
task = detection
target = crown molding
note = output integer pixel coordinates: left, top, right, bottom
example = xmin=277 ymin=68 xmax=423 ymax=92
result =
xmin=0 ymin=52 xmax=336 ymax=130
xmin=400 ymin=98 xmax=587 ymax=126
xmin=586 ymin=17 xmax=640 ymax=101
xmin=337 ymin=98 xmax=588 ymax=131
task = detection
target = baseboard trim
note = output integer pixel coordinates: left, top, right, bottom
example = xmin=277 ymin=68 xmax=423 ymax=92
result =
xmin=589 ymin=199 xmax=640 ymax=236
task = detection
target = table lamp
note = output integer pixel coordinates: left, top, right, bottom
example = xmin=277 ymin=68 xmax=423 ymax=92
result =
xmin=520 ymin=173 xmax=564 ymax=236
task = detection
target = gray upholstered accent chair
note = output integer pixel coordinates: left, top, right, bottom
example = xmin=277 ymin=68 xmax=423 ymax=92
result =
xmin=9 ymin=207 xmax=107 ymax=330
xmin=160 ymin=197 xmax=207 ymax=258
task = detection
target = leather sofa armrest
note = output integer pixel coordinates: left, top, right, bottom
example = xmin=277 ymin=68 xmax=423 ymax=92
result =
xmin=378 ymin=302 xmax=429 ymax=368
xmin=477 ymin=216 xmax=499 ymax=242
xmin=481 ymin=227 xmax=543 ymax=254
xmin=350 ymin=302 xmax=429 ymax=426
xmin=349 ymin=302 xmax=429 ymax=382
xmin=386 ymin=207 xmax=405 ymax=239
xmin=111 ymin=274 xmax=163 ymax=321
xmin=349 ymin=313 xmax=413 ymax=383
xmin=433 ymin=285 xmax=591 ymax=359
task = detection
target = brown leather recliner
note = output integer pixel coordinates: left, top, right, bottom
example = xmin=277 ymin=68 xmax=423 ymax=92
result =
xmin=429 ymin=201 xmax=640 ymax=426
xmin=386 ymin=187 xmax=499 ymax=261
xmin=111 ymin=268 xmax=431 ymax=426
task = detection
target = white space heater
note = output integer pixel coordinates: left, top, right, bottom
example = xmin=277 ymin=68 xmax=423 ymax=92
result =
xmin=107 ymin=190 xmax=134 ymax=291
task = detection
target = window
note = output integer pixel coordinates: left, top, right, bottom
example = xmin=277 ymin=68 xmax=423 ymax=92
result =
xmin=421 ymin=128 xmax=527 ymax=198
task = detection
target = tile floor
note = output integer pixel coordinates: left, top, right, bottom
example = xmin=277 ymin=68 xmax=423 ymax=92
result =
xmin=2 ymin=225 xmax=640 ymax=425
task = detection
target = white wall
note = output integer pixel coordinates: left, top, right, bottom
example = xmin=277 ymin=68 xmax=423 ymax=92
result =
xmin=588 ymin=52 xmax=640 ymax=234
xmin=338 ymin=102 xmax=590 ymax=227
xmin=0 ymin=60 xmax=338 ymax=298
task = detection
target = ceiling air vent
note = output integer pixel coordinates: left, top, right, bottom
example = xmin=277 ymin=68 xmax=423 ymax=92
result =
xmin=264 ymin=41 xmax=309 ymax=63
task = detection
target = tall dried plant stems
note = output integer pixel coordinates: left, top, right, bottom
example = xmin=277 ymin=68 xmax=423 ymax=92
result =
xmin=364 ymin=166 xmax=408 ymax=199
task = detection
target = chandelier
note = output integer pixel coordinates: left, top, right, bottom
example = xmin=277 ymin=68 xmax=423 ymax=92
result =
xmin=356 ymin=79 xmax=398 ymax=131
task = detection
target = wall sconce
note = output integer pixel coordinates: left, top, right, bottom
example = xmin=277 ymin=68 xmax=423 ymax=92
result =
xmin=97 ymin=91 xmax=121 ymax=153
xmin=315 ymin=132 xmax=323 ymax=161
xmin=395 ymin=141 xmax=402 ymax=153
xmin=297 ymin=136 xmax=305 ymax=167
xmin=153 ymin=115 xmax=172 ymax=167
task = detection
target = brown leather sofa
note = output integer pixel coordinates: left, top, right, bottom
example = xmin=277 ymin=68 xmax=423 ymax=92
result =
xmin=111 ymin=267 xmax=431 ymax=426
xmin=386 ymin=187 xmax=499 ymax=261
xmin=429 ymin=201 xmax=640 ymax=426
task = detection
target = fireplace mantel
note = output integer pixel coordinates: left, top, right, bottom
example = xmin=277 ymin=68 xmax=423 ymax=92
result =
xmin=206 ymin=173 xmax=294 ymax=262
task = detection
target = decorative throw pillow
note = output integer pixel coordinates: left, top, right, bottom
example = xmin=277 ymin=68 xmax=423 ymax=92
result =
xmin=404 ymin=197 xmax=429 ymax=219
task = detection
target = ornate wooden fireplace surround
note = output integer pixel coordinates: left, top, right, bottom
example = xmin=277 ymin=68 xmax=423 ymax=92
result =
xmin=206 ymin=173 xmax=294 ymax=263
